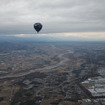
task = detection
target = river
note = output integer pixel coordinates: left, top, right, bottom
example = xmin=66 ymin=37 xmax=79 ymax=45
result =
xmin=0 ymin=50 xmax=73 ymax=79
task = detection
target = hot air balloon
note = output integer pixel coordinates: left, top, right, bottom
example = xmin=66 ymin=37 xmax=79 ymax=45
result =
xmin=34 ymin=23 xmax=42 ymax=33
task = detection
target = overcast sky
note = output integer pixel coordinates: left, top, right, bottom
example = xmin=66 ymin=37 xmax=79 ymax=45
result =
xmin=0 ymin=0 xmax=105 ymax=41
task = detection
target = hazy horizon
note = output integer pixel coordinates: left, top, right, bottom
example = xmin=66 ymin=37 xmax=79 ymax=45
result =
xmin=0 ymin=0 xmax=105 ymax=41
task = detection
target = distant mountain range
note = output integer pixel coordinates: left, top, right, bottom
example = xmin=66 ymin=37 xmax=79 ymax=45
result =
xmin=0 ymin=35 xmax=105 ymax=43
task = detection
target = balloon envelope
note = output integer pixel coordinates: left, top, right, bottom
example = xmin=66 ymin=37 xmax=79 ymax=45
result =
xmin=34 ymin=23 xmax=42 ymax=33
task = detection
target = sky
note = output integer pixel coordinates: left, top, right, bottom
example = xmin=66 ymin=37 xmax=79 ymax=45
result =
xmin=0 ymin=0 xmax=105 ymax=41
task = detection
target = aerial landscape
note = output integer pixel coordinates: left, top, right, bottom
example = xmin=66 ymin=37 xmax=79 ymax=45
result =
xmin=0 ymin=41 xmax=105 ymax=105
xmin=0 ymin=0 xmax=105 ymax=105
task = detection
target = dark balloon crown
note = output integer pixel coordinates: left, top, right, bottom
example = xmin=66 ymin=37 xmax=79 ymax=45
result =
xmin=34 ymin=23 xmax=42 ymax=32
